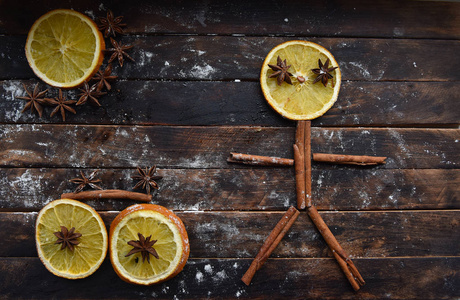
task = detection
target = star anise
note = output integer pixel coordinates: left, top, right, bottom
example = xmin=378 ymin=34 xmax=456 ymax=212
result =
xmin=132 ymin=166 xmax=162 ymax=194
xmin=70 ymin=170 xmax=103 ymax=193
xmin=92 ymin=64 xmax=117 ymax=91
xmin=104 ymin=38 xmax=134 ymax=67
xmin=16 ymin=83 xmax=48 ymax=117
xmin=98 ymin=10 xmax=126 ymax=38
xmin=125 ymin=233 xmax=159 ymax=263
xmin=76 ymin=82 xmax=107 ymax=106
xmin=46 ymin=89 xmax=76 ymax=121
xmin=268 ymin=56 xmax=293 ymax=85
xmin=54 ymin=226 xmax=82 ymax=252
xmin=311 ymin=58 xmax=338 ymax=87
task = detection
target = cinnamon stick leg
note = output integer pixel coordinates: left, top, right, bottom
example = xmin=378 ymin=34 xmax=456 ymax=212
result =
xmin=227 ymin=152 xmax=294 ymax=166
xmin=242 ymin=206 xmax=299 ymax=285
xmin=307 ymin=205 xmax=365 ymax=291
xmin=313 ymin=153 xmax=386 ymax=165
xmin=61 ymin=189 xmax=152 ymax=202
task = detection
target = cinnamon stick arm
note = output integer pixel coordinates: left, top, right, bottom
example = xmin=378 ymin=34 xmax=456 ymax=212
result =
xmin=227 ymin=152 xmax=386 ymax=167
xmin=61 ymin=189 xmax=152 ymax=202
xmin=307 ymin=205 xmax=365 ymax=291
xmin=227 ymin=152 xmax=294 ymax=166
xmin=313 ymin=153 xmax=386 ymax=165
xmin=242 ymin=206 xmax=300 ymax=286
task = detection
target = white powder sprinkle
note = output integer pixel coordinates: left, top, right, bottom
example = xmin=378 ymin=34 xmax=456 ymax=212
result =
xmin=195 ymin=271 xmax=203 ymax=283
xmin=204 ymin=264 xmax=213 ymax=274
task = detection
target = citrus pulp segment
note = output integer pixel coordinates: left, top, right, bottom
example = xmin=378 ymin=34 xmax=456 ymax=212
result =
xmin=25 ymin=9 xmax=105 ymax=88
xmin=35 ymin=198 xmax=108 ymax=279
xmin=109 ymin=204 xmax=190 ymax=285
xmin=260 ymin=40 xmax=341 ymax=120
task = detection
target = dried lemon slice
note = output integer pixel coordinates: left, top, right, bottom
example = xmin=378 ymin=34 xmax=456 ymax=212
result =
xmin=109 ymin=204 xmax=190 ymax=285
xmin=35 ymin=199 xmax=108 ymax=279
xmin=260 ymin=40 xmax=341 ymax=120
xmin=25 ymin=9 xmax=105 ymax=88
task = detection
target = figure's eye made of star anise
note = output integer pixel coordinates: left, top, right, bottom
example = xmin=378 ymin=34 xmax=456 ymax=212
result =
xmin=268 ymin=56 xmax=293 ymax=86
xmin=311 ymin=58 xmax=338 ymax=87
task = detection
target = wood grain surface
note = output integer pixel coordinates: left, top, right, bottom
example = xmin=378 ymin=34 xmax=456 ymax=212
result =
xmin=0 ymin=0 xmax=458 ymax=299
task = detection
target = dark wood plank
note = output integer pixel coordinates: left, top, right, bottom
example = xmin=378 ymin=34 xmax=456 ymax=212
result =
xmin=1 ymin=125 xmax=458 ymax=169
xmin=1 ymin=36 xmax=459 ymax=81
xmin=2 ymin=211 xmax=459 ymax=258
xmin=0 ymin=257 xmax=458 ymax=299
xmin=1 ymin=168 xmax=458 ymax=211
xmin=1 ymin=0 xmax=460 ymax=39
xmin=2 ymin=80 xmax=459 ymax=127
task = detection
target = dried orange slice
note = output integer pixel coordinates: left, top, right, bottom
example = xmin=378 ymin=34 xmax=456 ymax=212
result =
xmin=260 ymin=40 xmax=341 ymax=120
xmin=25 ymin=9 xmax=105 ymax=88
xmin=35 ymin=199 xmax=108 ymax=279
xmin=109 ymin=204 xmax=190 ymax=285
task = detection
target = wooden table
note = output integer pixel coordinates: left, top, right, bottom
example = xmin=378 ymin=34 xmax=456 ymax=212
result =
xmin=0 ymin=1 xmax=459 ymax=299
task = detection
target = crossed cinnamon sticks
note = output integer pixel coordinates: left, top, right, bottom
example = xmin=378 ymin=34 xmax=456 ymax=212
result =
xmin=241 ymin=121 xmax=369 ymax=290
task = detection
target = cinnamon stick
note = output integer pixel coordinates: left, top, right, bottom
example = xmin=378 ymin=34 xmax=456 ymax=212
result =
xmin=294 ymin=121 xmax=312 ymax=209
xmin=313 ymin=153 xmax=386 ymax=165
xmin=293 ymin=145 xmax=306 ymax=209
xmin=304 ymin=121 xmax=312 ymax=208
xmin=307 ymin=205 xmax=365 ymax=291
xmin=227 ymin=152 xmax=293 ymax=167
xmin=241 ymin=206 xmax=300 ymax=286
xmin=61 ymin=189 xmax=152 ymax=202
xmin=294 ymin=122 xmax=306 ymax=209
xmin=226 ymin=152 xmax=386 ymax=167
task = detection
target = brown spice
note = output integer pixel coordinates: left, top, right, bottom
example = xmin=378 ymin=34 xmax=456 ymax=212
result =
xmin=69 ymin=170 xmax=103 ymax=193
xmin=54 ymin=226 xmax=82 ymax=252
xmin=76 ymin=82 xmax=107 ymax=106
xmin=307 ymin=206 xmax=365 ymax=291
xmin=311 ymin=58 xmax=338 ymax=87
xmin=16 ymin=83 xmax=48 ymax=118
xmin=126 ymin=233 xmax=159 ymax=263
xmin=61 ymin=189 xmax=152 ymax=202
xmin=46 ymin=89 xmax=76 ymax=121
xmin=98 ymin=10 xmax=126 ymax=38
xmin=132 ymin=166 xmax=162 ymax=194
xmin=92 ymin=64 xmax=118 ymax=91
xmin=268 ymin=56 xmax=293 ymax=85
xmin=241 ymin=206 xmax=300 ymax=285
xmin=105 ymin=38 xmax=134 ymax=67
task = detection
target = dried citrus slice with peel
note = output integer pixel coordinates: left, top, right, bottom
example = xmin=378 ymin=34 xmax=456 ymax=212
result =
xmin=35 ymin=199 xmax=108 ymax=279
xmin=25 ymin=9 xmax=105 ymax=88
xmin=109 ymin=204 xmax=190 ymax=285
xmin=260 ymin=40 xmax=341 ymax=120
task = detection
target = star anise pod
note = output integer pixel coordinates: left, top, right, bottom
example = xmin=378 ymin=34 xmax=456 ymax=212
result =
xmin=54 ymin=226 xmax=82 ymax=252
xmin=16 ymin=83 xmax=48 ymax=117
xmin=311 ymin=58 xmax=338 ymax=87
xmin=70 ymin=170 xmax=103 ymax=193
xmin=125 ymin=233 xmax=159 ymax=263
xmin=92 ymin=64 xmax=117 ymax=91
xmin=45 ymin=89 xmax=76 ymax=121
xmin=98 ymin=10 xmax=126 ymax=38
xmin=76 ymin=81 xmax=107 ymax=106
xmin=132 ymin=166 xmax=162 ymax=194
xmin=104 ymin=38 xmax=134 ymax=67
xmin=268 ymin=56 xmax=293 ymax=85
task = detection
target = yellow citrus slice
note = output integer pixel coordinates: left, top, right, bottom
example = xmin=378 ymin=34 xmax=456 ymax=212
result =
xmin=260 ymin=40 xmax=341 ymax=120
xmin=35 ymin=199 xmax=108 ymax=279
xmin=25 ymin=9 xmax=105 ymax=88
xmin=109 ymin=204 xmax=190 ymax=285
